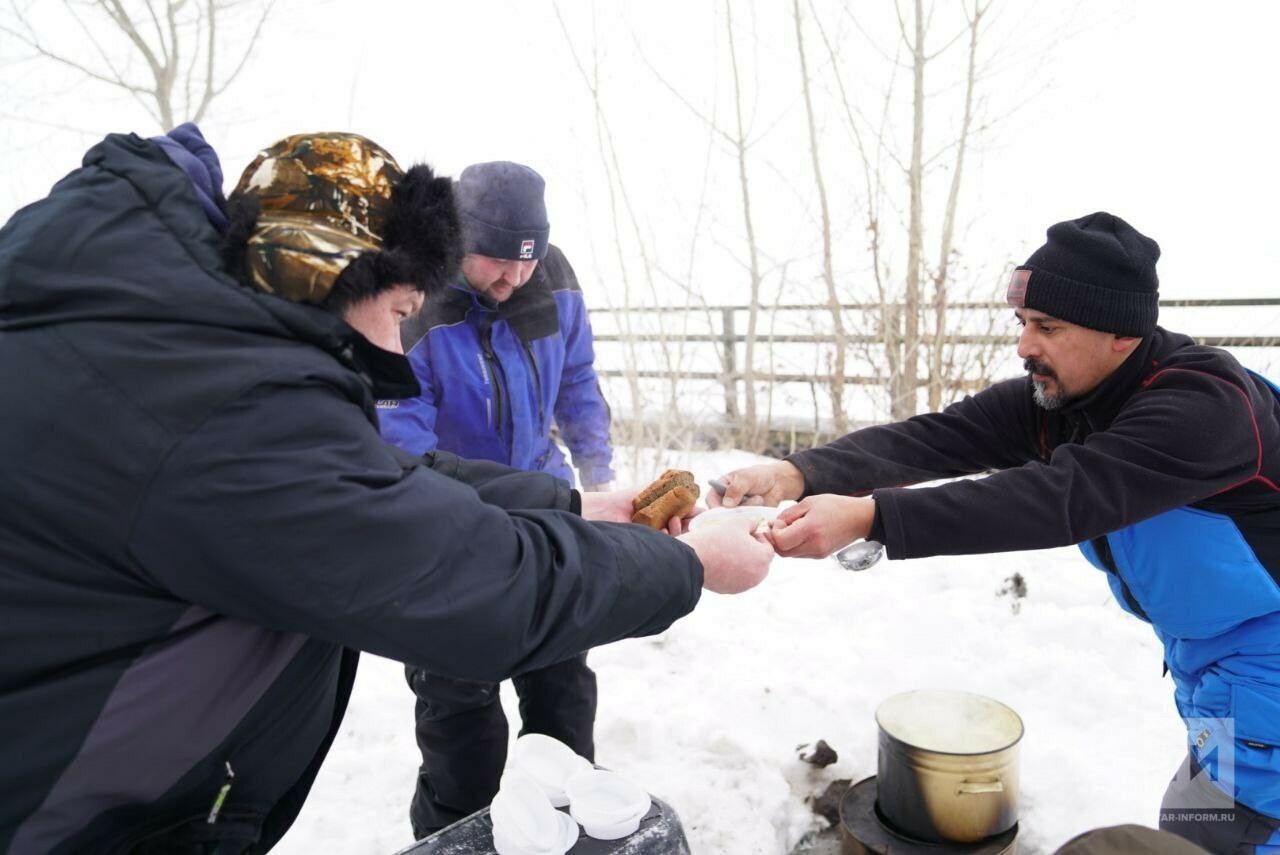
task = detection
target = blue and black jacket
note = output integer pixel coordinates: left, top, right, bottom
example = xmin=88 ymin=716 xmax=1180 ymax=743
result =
xmin=789 ymin=327 xmax=1280 ymax=818
xmin=379 ymin=246 xmax=614 ymax=488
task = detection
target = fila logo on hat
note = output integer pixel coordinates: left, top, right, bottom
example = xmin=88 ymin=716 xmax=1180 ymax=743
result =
xmin=519 ymin=240 xmax=536 ymax=260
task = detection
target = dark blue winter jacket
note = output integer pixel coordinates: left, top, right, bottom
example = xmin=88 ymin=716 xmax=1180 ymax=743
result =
xmin=0 ymin=131 xmax=700 ymax=854
xmin=379 ymin=247 xmax=614 ymax=488
xmin=789 ymin=328 xmax=1280 ymax=819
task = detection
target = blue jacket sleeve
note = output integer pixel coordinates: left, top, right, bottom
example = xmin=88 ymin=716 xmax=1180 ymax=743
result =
xmin=553 ymin=286 xmax=614 ymax=487
xmin=378 ymin=340 xmax=442 ymax=455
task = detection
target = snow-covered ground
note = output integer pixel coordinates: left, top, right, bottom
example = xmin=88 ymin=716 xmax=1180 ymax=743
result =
xmin=274 ymin=449 xmax=1186 ymax=855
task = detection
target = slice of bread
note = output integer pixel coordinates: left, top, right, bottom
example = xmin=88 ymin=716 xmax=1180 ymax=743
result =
xmin=632 ymin=485 xmax=699 ymax=530
xmin=632 ymin=469 xmax=698 ymax=513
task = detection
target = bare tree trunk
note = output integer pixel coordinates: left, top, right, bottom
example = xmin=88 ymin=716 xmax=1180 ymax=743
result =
xmin=929 ymin=0 xmax=987 ymax=411
xmin=894 ymin=0 xmax=926 ymax=420
xmin=808 ymin=6 xmax=901 ymax=426
xmin=793 ymin=0 xmax=848 ymax=435
xmin=725 ymin=0 xmax=765 ymax=451
xmin=554 ymin=5 xmax=657 ymax=466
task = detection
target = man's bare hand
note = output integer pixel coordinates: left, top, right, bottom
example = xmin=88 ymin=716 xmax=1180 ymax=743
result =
xmin=709 ymin=461 xmax=805 ymax=509
xmin=678 ymin=517 xmax=774 ymax=594
xmin=579 ymin=487 xmax=639 ymax=524
xmin=766 ymin=495 xmax=876 ymax=559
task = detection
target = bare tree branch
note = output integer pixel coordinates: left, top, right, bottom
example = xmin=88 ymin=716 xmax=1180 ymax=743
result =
xmin=623 ymin=27 xmax=735 ymax=148
xmin=4 ymin=0 xmax=274 ymax=131
xmin=793 ymin=0 xmax=847 ymax=433
xmin=209 ymin=0 xmax=275 ymax=102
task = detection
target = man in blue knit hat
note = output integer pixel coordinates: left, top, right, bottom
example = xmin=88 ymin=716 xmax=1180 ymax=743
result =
xmin=381 ymin=161 xmax=616 ymax=838
xmin=714 ymin=212 xmax=1280 ymax=854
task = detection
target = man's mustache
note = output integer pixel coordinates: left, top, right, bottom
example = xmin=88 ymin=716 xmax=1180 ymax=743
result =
xmin=1024 ymin=359 xmax=1056 ymax=379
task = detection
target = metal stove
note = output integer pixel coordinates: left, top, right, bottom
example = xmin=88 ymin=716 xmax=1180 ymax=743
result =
xmin=839 ymin=776 xmax=1019 ymax=854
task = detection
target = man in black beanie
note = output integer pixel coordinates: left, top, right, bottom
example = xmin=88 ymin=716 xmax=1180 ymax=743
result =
xmin=713 ymin=212 xmax=1280 ymax=853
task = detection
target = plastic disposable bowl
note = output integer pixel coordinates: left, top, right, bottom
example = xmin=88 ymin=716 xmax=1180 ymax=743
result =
xmin=570 ymin=808 xmax=643 ymax=841
xmin=556 ymin=811 xmax=580 ymax=849
xmin=492 ymin=804 xmax=578 ymax=855
xmin=688 ymin=504 xmax=780 ymax=531
xmin=564 ymin=768 xmax=651 ymax=838
xmin=512 ymin=734 xmax=592 ymax=808
xmin=490 ymin=771 xmax=564 ymax=853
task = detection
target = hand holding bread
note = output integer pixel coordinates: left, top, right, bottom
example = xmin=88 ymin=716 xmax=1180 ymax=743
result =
xmin=579 ymin=468 xmax=772 ymax=593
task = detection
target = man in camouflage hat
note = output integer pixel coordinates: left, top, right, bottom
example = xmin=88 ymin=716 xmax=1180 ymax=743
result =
xmin=0 ymin=125 xmax=773 ymax=853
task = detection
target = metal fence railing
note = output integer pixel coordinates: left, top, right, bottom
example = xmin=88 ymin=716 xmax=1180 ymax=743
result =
xmin=586 ymin=298 xmax=1280 ymax=445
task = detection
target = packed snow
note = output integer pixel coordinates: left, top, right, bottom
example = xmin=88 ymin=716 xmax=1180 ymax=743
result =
xmin=275 ymin=448 xmax=1186 ymax=855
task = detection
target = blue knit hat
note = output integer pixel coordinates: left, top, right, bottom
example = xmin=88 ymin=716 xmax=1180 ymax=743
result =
xmin=455 ymin=161 xmax=550 ymax=261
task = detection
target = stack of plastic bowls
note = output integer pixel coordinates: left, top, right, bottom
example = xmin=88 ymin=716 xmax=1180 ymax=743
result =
xmin=512 ymin=733 xmax=593 ymax=808
xmin=564 ymin=769 xmax=652 ymax=841
xmin=490 ymin=770 xmax=579 ymax=855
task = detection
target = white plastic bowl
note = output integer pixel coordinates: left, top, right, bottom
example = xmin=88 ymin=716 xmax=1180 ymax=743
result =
xmin=688 ymin=504 xmax=780 ymax=531
xmin=556 ymin=811 xmax=580 ymax=850
xmin=569 ymin=808 xmax=643 ymax=841
xmin=512 ymin=733 xmax=592 ymax=808
xmin=564 ymin=769 xmax=651 ymax=840
xmin=490 ymin=771 xmax=565 ymax=854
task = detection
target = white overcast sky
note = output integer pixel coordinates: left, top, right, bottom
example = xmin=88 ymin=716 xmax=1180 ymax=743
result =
xmin=3 ymin=0 xmax=1279 ymax=306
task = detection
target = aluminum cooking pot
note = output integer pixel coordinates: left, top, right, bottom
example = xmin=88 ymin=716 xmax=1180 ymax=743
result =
xmin=875 ymin=689 xmax=1023 ymax=844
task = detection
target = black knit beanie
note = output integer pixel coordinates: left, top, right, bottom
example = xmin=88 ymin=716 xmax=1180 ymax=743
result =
xmin=1009 ymin=212 xmax=1161 ymax=337
xmin=455 ymin=161 xmax=550 ymax=261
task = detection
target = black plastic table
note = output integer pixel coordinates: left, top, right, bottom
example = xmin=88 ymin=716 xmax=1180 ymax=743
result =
xmin=394 ymin=795 xmax=691 ymax=855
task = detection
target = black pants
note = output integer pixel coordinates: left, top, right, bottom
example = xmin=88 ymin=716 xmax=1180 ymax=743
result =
xmin=1159 ymin=752 xmax=1280 ymax=854
xmin=406 ymin=654 xmax=597 ymax=839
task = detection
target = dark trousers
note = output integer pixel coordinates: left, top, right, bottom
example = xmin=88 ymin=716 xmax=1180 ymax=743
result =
xmin=1159 ymin=753 xmax=1280 ymax=854
xmin=406 ymin=654 xmax=597 ymax=839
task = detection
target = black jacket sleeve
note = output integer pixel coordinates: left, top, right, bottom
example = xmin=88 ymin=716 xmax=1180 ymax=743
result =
xmin=787 ymin=377 xmax=1041 ymax=496
xmin=128 ymin=378 xmax=702 ymax=682
xmin=788 ymin=371 xmax=1264 ymax=560
xmin=414 ymin=448 xmax=577 ymax=512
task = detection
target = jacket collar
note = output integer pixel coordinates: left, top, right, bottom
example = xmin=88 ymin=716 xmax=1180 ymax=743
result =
xmin=443 ymin=270 xmax=560 ymax=344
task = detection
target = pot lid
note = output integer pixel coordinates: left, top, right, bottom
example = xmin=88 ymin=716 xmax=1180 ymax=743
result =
xmin=875 ymin=689 xmax=1024 ymax=755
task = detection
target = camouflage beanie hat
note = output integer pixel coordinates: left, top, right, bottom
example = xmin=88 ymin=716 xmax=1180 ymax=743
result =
xmin=230 ymin=132 xmax=461 ymax=305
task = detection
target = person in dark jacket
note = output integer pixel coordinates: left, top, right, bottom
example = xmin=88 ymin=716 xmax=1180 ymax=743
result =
xmin=713 ymin=212 xmax=1280 ymax=855
xmin=380 ymin=161 xmax=617 ymax=837
xmin=0 ymin=125 xmax=773 ymax=855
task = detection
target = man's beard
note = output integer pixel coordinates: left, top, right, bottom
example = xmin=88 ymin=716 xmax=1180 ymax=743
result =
xmin=1025 ymin=359 xmax=1071 ymax=410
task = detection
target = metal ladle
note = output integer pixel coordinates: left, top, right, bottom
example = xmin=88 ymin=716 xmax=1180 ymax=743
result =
xmin=706 ymin=479 xmax=884 ymax=571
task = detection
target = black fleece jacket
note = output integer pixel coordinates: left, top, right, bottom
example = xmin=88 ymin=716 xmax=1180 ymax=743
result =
xmin=788 ymin=328 xmax=1280 ymax=562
